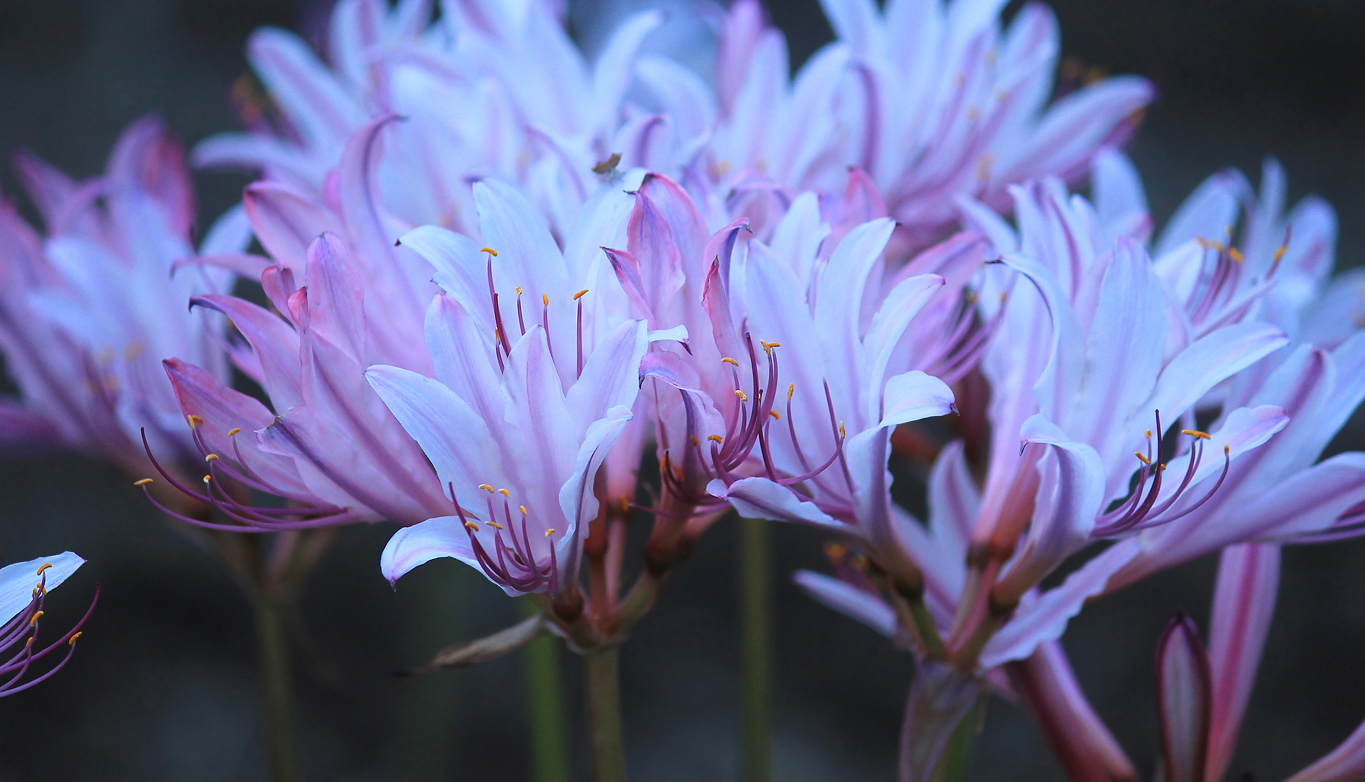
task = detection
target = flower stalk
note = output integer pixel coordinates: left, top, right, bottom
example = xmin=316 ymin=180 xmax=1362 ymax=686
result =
xmin=254 ymin=590 xmax=299 ymax=782
xmin=522 ymin=600 xmax=571 ymax=782
xmin=584 ymin=645 xmax=627 ymax=782
xmin=739 ymin=517 xmax=773 ymax=782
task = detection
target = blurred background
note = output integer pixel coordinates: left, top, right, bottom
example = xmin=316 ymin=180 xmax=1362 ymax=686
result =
xmin=1 ymin=0 xmax=1363 ymax=779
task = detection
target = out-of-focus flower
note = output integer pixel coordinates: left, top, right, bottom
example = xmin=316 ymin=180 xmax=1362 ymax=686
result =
xmin=0 ymin=552 xmax=96 ymax=698
xmin=149 ymin=119 xmax=451 ymax=529
xmin=196 ymin=0 xmax=667 ymax=235
xmin=793 ymin=159 xmax=1365 ymax=779
xmin=642 ymin=0 xmax=1153 ymax=241
xmin=0 ymin=117 xmax=245 ymax=475
xmin=367 ymin=178 xmax=648 ymax=598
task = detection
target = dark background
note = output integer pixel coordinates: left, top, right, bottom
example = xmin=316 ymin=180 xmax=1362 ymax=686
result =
xmin=1 ymin=0 xmax=1363 ymax=779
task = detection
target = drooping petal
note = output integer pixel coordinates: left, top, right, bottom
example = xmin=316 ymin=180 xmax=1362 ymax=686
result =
xmin=720 ymin=477 xmax=845 ymax=530
xmin=792 ymin=570 xmax=897 ymax=637
xmin=380 ymin=515 xmax=483 ymax=586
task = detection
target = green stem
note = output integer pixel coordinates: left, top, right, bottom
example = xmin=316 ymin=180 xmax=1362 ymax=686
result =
xmin=584 ymin=646 xmax=627 ymax=782
xmin=522 ymin=601 xmax=571 ymax=782
xmin=254 ymin=594 xmax=299 ymax=782
xmin=399 ymin=568 xmax=467 ymax=782
xmin=739 ymin=517 xmax=772 ymax=782
xmin=931 ymin=704 xmax=977 ymax=782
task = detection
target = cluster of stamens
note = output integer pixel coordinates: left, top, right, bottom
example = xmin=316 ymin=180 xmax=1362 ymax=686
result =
xmin=656 ymin=334 xmax=849 ymax=513
xmin=481 ymin=247 xmax=590 ymax=377
xmin=1187 ymin=228 xmax=1291 ymax=327
xmin=136 ymin=419 xmax=358 ymax=532
xmin=0 ymin=565 xmax=98 ymax=698
xmin=918 ymin=289 xmax=1006 ymax=385
xmin=1091 ymin=411 xmax=1231 ymax=537
xmin=451 ymin=482 xmax=561 ymax=594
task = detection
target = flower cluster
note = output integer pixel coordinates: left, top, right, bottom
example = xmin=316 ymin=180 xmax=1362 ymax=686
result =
xmin=0 ymin=1 xmax=1362 ymax=780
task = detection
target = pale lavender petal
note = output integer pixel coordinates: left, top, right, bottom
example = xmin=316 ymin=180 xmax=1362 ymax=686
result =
xmin=380 ymin=515 xmax=484 ymax=586
xmin=1205 ymin=543 xmax=1280 ymax=782
xmin=793 ymin=570 xmax=896 ymax=637
xmin=720 ymin=477 xmax=845 ymax=530
xmin=0 ymin=553 xmax=84 ymax=626
xmin=364 ymin=364 xmax=505 ymax=507
xmin=1144 ymin=323 xmax=1288 ymax=422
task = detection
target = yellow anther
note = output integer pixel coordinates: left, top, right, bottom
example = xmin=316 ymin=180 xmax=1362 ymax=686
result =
xmin=478 ymin=484 xmax=495 ymax=493
xmin=1135 ymin=451 xmax=1151 ymax=465
xmin=1229 ymin=247 xmax=1244 ymax=263
xmin=134 ymin=478 xmax=154 ymax=487
xmin=35 ymin=563 xmax=53 ymax=576
xmin=824 ymin=541 xmax=849 ymax=560
xmin=25 ymin=637 xmax=34 ymax=648
xmin=1181 ymin=429 xmax=1211 ymax=440
xmin=544 ymin=528 xmax=556 ymax=538
xmin=690 ymin=435 xmax=700 ymax=447
xmin=465 ymin=521 xmax=481 ymax=531
xmin=1161 ymin=463 xmax=1168 ymax=471
xmin=498 ymin=488 xmax=511 ymax=497
xmin=788 ymin=383 xmax=795 ymax=400
xmin=1145 ymin=429 xmax=1152 ymax=439
xmin=707 ymin=434 xmax=724 ymax=444
xmin=1195 ymin=237 xmax=1227 ymax=253
xmin=573 ymin=289 xmax=590 ymax=301
xmin=839 ymin=422 xmax=846 ymax=439
xmin=620 ymin=495 xmax=631 ymax=513
xmin=486 ymin=520 xmax=505 ymax=531
xmin=520 ymin=505 xmax=529 ymax=516
xmin=760 ymin=340 xmax=780 ymax=353
xmin=1224 ymin=445 xmax=1231 ymax=455
xmin=1273 ymin=243 xmax=1288 ymax=263
xmin=480 ymin=247 xmax=498 ymax=256
xmin=187 ymin=414 xmax=204 ymax=429
xmin=735 ymin=390 xmax=748 ymax=402
xmin=228 ymin=428 xmax=242 ymax=437
xmin=29 ymin=611 xmax=43 ymax=627
xmin=205 ymin=454 xmax=220 ymax=462
xmin=516 ymin=286 xmax=523 ymax=295
xmin=770 ymin=410 xmax=781 ymax=421
xmin=203 ymin=475 xmax=212 ymax=484
xmin=721 ymin=357 xmax=739 ymax=366
xmin=68 ymin=632 xmax=82 ymax=646
xmin=542 ymin=294 xmax=549 ymax=307
xmin=495 ymin=328 xmax=502 ymax=345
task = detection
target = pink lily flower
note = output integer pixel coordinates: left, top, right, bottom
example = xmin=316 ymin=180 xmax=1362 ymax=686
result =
xmin=195 ymin=0 xmax=668 ymax=236
xmin=641 ymin=0 xmax=1154 ymax=242
xmin=150 ymin=119 xmax=450 ymax=529
xmin=365 ymin=176 xmax=650 ymax=597
xmin=0 ymin=117 xmax=246 ymax=476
